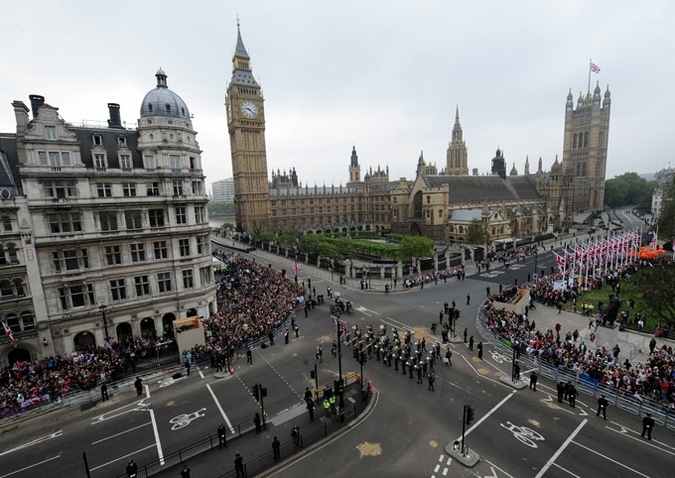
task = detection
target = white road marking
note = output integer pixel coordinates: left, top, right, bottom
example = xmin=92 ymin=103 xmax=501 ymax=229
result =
xmin=0 ymin=431 xmax=62 ymax=456
xmin=381 ymin=316 xmax=415 ymax=333
xmin=91 ymin=422 xmax=151 ymax=444
xmin=207 ymin=382 xmax=235 ymax=434
xmin=356 ymin=305 xmax=379 ymax=316
xmin=0 ymin=454 xmax=60 ymax=478
xmin=88 ymin=443 xmax=156 ymax=471
xmin=568 ymin=437 xmax=652 ymax=477
xmin=534 ymin=419 xmax=587 ymax=478
xmin=149 ymin=408 xmax=165 ymax=465
xmin=484 ymin=465 xmax=499 ymax=478
xmin=484 ymin=459 xmax=517 ymax=478
xmin=454 ymin=391 xmax=517 ymax=442
xmin=91 ymin=397 xmax=150 ymax=423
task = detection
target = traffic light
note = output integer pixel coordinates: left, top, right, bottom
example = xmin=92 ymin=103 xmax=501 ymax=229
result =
xmin=252 ymin=383 xmax=260 ymax=401
xmin=360 ymin=351 xmax=367 ymax=365
xmin=466 ymin=405 xmax=475 ymax=425
xmin=454 ymin=309 xmax=460 ymax=319
xmin=310 ymin=369 xmax=316 ymax=379
xmin=261 ymin=387 xmax=268 ymax=398
xmin=353 ymin=348 xmax=359 ymax=359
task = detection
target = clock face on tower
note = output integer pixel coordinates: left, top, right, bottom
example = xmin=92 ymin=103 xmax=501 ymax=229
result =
xmin=240 ymin=100 xmax=259 ymax=118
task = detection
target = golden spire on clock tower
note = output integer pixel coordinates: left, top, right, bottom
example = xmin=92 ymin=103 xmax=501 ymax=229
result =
xmin=226 ymin=23 xmax=271 ymax=233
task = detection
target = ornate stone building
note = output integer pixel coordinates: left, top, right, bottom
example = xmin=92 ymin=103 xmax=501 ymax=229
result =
xmin=0 ymin=71 xmax=217 ymax=364
xmin=227 ymin=27 xmax=611 ymax=241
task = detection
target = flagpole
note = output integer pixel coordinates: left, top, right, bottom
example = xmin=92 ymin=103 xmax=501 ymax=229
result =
xmin=588 ymin=59 xmax=592 ymax=92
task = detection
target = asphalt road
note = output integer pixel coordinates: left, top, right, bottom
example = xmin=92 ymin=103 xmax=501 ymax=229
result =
xmin=2 ymin=237 xmax=673 ymax=478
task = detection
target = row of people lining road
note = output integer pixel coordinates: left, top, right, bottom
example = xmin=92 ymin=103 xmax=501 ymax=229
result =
xmin=484 ymin=265 xmax=675 ymax=409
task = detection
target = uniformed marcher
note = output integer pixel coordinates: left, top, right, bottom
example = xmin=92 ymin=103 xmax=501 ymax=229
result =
xmin=126 ymin=459 xmax=138 ymax=478
xmin=272 ymin=436 xmax=281 ymax=461
xmin=307 ymin=398 xmax=315 ymax=422
xmin=641 ymin=413 xmax=655 ymax=440
xmin=596 ymin=395 xmax=608 ymax=420
xmin=568 ymin=383 xmax=578 ymax=408
xmin=468 ymin=336 xmax=474 ymax=351
xmin=234 ymin=452 xmax=244 ymax=478
xmin=254 ymin=412 xmax=262 ymax=433
xmin=557 ymin=382 xmax=564 ymax=403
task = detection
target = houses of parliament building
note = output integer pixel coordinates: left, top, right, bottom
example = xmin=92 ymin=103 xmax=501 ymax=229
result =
xmin=228 ymin=26 xmax=612 ymax=242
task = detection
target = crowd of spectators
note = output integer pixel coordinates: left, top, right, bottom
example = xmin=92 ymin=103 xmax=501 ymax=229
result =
xmin=0 ymin=335 xmax=180 ymax=417
xmin=196 ymin=254 xmax=305 ymax=362
xmin=483 ymin=262 xmax=675 ymax=408
xmin=0 ymin=253 xmax=302 ymax=418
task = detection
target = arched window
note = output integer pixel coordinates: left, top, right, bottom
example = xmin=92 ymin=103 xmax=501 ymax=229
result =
xmin=573 ymin=133 xmax=577 ymax=149
xmin=21 ymin=311 xmax=35 ymax=330
xmin=6 ymin=242 xmax=17 ymax=263
xmin=13 ymin=278 xmax=25 ymax=297
xmin=584 ymin=132 xmax=589 ymax=147
xmin=0 ymin=280 xmax=12 ymax=298
xmin=582 ymin=162 xmax=587 ymax=176
xmin=426 ymin=196 xmax=431 ymax=204
xmin=4 ymin=313 xmax=20 ymax=332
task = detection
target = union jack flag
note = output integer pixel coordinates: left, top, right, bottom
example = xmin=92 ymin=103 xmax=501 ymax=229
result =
xmin=3 ymin=321 xmax=17 ymax=348
xmin=590 ymin=62 xmax=601 ymax=73
xmin=332 ymin=316 xmax=349 ymax=341
xmin=553 ymin=251 xmax=565 ymax=274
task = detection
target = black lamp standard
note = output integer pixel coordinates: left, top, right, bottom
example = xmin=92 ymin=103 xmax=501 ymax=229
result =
xmin=99 ymin=304 xmax=111 ymax=357
xmin=336 ymin=315 xmax=344 ymax=408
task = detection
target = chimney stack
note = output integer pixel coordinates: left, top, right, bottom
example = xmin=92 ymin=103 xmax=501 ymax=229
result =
xmin=29 ymin=95 xmax=45 ymax=119
xmin=107 ymin=103 xmax=122 ymax=128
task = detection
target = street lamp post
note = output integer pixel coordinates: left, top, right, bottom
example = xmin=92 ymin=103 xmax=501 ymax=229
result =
xmin=99 ymin=304 xmax=110 ymax=351
xmin=336 ymin=316 xmax=344 ymax=408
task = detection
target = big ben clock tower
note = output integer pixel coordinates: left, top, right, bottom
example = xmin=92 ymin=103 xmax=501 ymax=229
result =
xmin=226 ymin=23 xmax=271 ymax=233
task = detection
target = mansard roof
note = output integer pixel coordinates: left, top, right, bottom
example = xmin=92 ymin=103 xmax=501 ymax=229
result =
xmin=70 ymin=127 xmax=143 ymax=169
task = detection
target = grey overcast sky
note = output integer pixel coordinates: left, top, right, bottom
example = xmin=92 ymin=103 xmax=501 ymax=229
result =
xmin=2 ymin=1 xmax=673 ymax=193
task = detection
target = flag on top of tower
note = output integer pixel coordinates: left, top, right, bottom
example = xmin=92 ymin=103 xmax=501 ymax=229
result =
xmin=590 ymin=62 xmax=601 ymax=73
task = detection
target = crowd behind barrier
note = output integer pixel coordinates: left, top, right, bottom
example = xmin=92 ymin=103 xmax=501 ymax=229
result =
xmin=194 ymin=254 xmax=305 ymax=363
xmin=477 ymin=261 xmax=675 ymax=429
xmin=0 ymin=335 xmax=180 ymax=418
xmin=1 ymin=253 xmax=303 ymax=418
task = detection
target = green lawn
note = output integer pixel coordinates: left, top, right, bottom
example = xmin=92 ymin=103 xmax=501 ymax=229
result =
xmin=562 ymin=276 xmax=656 ymax=333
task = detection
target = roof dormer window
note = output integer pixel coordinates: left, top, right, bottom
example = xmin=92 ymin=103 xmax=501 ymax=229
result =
xmin=117 ymin=136 xmax=127 ymax=148
xmin=92 ymin=133 xmax=103 ymax=146
xmin=165 ymin=104 xmax=171 ymax=113
xmin=148 ymin=104 xmax=153 ymax=113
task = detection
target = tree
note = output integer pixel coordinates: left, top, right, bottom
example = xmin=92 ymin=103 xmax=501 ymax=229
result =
xmin=637 ymin=261 xmax=675 ymax=325
xmin=396 ymin=236 xmax=434 ymax=262
xmin=604 ymin=172 xmax=656 ymax=208
xmin=467 ymin=219 xmax=490 ymax=245
xmin=658 ymin=175 xmax=675 ymax=240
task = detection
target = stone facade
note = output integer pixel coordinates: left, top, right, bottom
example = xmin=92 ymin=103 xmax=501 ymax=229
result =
xmin=227 ymin=27 xmax=610 ymax=240
xmin=0 ymin=72 xmax=217 ymax=363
